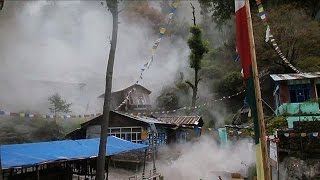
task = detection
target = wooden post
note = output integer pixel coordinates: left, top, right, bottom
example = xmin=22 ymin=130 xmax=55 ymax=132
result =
xmin=36 ymin=165 xmax=40 ymax=180
xmin=245 ymin=0 xmax=271 ymax=179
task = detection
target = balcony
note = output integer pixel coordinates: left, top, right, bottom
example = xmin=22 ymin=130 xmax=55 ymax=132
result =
xmin=276 ymin=102 xmax=320 ymax=128
xmin=276 ymin=102 xmax=320 ymax=116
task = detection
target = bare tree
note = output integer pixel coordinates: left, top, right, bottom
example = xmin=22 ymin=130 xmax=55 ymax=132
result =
xmin=96 ymin=0 xmax=118 ymax=180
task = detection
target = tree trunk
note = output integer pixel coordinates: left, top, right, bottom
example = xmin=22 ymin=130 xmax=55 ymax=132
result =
xmin=0 ymin=3 xmax=4 ymax=180
xmin=96 ymin=1 xmax=118 ymax=180
xmin=0 ymin=0 xmax=3 ymax=11
xmin=192 ymin=68 xmax=198 ymax=107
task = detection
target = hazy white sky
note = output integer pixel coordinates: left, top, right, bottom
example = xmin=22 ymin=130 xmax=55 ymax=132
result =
xmin=0 ymin=1 xmax=193 ymax=113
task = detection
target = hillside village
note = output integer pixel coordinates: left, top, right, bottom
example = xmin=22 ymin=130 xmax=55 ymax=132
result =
xmin=0 ymin=0 xmax=320 ymax=180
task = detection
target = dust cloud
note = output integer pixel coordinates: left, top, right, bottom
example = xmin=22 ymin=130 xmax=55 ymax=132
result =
xmin=155 ymin=136 xmax=255 ymax=180
xmin=0 ymin=1 xmax=191 ymax=114
xmin=108 ymin=136 xmax=255 ymax=180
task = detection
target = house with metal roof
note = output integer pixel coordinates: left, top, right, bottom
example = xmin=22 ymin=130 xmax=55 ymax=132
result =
xmin=270 ymin=72 xmax=320 ymax=128
xmin=69 ymin=83 xmax=204 ymax=145
xmin=66 ymin=111 xmax=203 ymax=146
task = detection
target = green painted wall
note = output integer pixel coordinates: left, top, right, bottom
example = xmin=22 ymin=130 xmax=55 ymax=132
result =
xmin=287 ymin=116 xmax=320 ymax=128
xmin=276 ymin=102 xmax=320 ymax=116
xmin=276 ymin=102 xmax=320 ymax=128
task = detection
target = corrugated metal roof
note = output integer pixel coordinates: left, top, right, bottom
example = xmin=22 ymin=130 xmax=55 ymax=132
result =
xmin=270 ymin=72 xmax=320 ymax=81
xmin=156 ymin=116 xmax=202 ymax=126
xmin=119 ymin=112 xmax=168 ymax=125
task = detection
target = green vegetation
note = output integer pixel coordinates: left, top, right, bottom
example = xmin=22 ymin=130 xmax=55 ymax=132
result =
xmin=156 ymin=1 xmax=319 ymax=127
xmin=186 ymin=25 xmax=209 ymax=107
xmin=0 ymin=94 xmax=82 ymax=145
xmin=266 ymin=116 xmax=288 ymax=134
xmin=48 ymin=93 xmax=72 ymax=115
xmin=0 ymin=116 xmax=87 ymax=145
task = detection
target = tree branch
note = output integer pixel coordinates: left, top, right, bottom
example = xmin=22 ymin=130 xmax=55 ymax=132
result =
xmin=185 ymin=80 xmax=195 ymax=90
xmin=190 ymin=3 xmax=196 ymax=26
xmin=196 ymin=78 xmax=201 ymax=84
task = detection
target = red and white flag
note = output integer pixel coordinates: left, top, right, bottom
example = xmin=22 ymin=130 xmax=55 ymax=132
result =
xmin=235 ymin=0 xmax=251 ymax=80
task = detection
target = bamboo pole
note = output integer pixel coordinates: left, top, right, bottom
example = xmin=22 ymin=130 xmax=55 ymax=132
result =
xmin=245 ymin=0 xmax=271 ymax=179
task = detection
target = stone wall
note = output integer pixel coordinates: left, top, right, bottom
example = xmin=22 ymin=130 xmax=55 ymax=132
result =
xmin=279 ymin=157 xmax=320 ymax=180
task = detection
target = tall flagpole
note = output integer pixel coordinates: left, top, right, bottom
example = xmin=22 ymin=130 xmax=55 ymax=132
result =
xmin=245 ymin=0 xmax=271 ymax=179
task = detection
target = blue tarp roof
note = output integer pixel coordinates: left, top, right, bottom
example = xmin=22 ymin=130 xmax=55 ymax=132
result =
xmin=1 ymin=136 xmax=147 ymax=169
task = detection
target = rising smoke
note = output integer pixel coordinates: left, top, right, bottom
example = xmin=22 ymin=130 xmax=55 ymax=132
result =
xmin=108 ymin=136 xmax=256 ymax=180
xmin=0 ymin=0 xmax=192 ymax=114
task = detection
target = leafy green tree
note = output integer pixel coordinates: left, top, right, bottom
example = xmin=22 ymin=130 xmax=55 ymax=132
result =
xmin=157 ymin=88 xmax=179 ymax=110
xmin=253 ymin=4 xmax=320 ymax=73
xmin=48 ymin=93 xmax=72 ymax=118
xmin=198 ymin=0 xmax=234 ymax=26
xmin=198 ymin=0 xmax=320 ymax=25
xmin=217 ymin=72 xmax=243 ymax=95
xmin=186 ymin=25 xmax=209 ymax=107
xmin=296 ymin=56 xmax=320 ymax=72
xmin=156 ymin=73 xmax=190 ymax=111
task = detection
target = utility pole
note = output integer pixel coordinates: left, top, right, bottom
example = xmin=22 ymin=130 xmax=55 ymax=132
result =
xmin=245 ymin=0 xmax=271 ymax=179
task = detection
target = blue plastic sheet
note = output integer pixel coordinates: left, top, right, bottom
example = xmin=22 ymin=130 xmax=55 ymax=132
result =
xmin=1 ymin=136 xmax=147 ymax=169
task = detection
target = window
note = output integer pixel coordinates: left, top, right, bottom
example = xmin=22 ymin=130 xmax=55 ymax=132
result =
xmin=136 ymin=96 xmax=145 ymax=105
xmin=148 ymin=132 xmax=166 ymax=146
xmin=288 ymin=84 xmax=311 ymax=103
xmin=108 ymin=127 xmax=142 ymax=143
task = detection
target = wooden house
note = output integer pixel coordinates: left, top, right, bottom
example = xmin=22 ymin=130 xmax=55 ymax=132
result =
xmin=66 ymin=112 xmax=204 ymax=145
xmin=68 ymin=83 xmax=204 ymax=146
xmin=67 ymin=111 xmax=169 ymax=145
xmin=270 ymin=72 xmax=320 ymax=128
xmin=270 ymin=72 xmax=320 ymax=107
xmin=99 ymin=84 xmax=152 ymax=111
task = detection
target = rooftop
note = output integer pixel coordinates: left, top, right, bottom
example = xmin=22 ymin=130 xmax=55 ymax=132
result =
xmin=270 ymin=72 xmax=320 ymax=81
xmin=98 ymin=83 xmax=152 ymax=98
xmin=156 ymin=116 xmax=203 ymax=126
